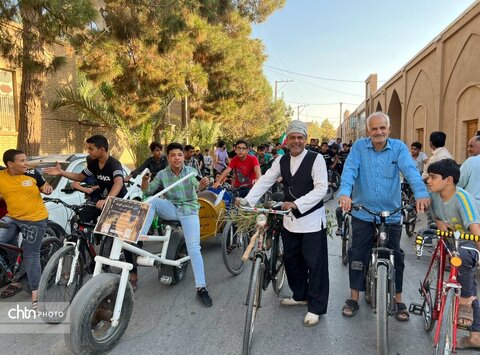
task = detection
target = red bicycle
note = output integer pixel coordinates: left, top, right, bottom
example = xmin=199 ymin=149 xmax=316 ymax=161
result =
xmin=409 ymin=229 xmax=480 ymax=354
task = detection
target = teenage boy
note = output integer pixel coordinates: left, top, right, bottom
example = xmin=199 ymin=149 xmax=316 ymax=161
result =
xmin=125 ymin=142 xmax=167 ymax=181
xmin=0 ymin=149 xmax=53 ymax=307
xmin=142 ymin=142 xmax=213 ymax=307
xmin=213 ymin=139 xmax=261 ymax=198
xmin=427 ymin=159 xmax=480 ymax=350
xmin=410 ymin=141 xmax=428 ymax=173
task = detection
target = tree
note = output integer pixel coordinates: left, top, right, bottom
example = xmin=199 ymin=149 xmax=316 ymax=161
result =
xmin=50 ymin=73 xmax=172 ymax=166
xmin=0 ymin=0 xmax=97 ymax=155
xmin=319 ymin=119 xmax=336 ymax=142
xmin=68 ymin=0 xmax=290 ymax=160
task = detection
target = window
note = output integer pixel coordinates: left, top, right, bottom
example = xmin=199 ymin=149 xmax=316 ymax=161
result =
xmin=0 ymin=69 xmax=15 ymax=131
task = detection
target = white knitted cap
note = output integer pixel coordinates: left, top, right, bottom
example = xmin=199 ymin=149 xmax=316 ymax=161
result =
xmin=286 ymin=120 xmax=307 ymax=137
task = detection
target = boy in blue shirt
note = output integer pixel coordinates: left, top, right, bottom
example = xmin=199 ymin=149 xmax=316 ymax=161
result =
xmin=427 ymin=159 xmax=480 ymax=349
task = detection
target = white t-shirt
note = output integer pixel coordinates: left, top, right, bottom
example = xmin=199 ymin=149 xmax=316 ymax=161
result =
xmin=413 ymin=151 xmax=428 ymax=173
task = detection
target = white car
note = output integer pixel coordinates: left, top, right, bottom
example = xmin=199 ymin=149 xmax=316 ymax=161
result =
xmin=28 ymin=154 xmax=143 ymax=237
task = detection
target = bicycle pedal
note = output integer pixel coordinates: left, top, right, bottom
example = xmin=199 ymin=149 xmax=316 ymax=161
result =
xmin=408 ymin=303 xmax=423 ymax=315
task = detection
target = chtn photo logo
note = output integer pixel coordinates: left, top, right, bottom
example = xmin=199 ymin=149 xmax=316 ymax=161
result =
xmin=7 ymin=304 xmax=64 ymax=320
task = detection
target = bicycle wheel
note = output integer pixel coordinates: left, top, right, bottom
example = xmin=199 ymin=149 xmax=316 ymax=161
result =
xmin=423 ymin=253 xmax=440 ymax=332
xmin=38 ymin=244 xmax=85 ymax=323
xmin=376 ymin=264 xmax=389 ymax=355
xmin=331 ymin=171 xmax=341 ymax=192
xmin=341 ymin=216 xmax=351 ymax=266
xmin=271 ymin=234 xmax=286 ymax=295
xmin=243 ymin=256 xmax=264 ymax=355
xmin=222 ymin=221 xmax=248 ymax=276
xmin=323 ymin=186 xmax=333 ymax=202
xmin=436 ymin=288 xmax=456 ymax=355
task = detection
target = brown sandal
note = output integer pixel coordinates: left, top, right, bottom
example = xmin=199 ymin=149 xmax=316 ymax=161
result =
xmin=342 ymin=299 xmax=359 ymax=317
xmin=457 ymin=304 xmax=473 ymax=329
xmin=0 ymin=284 xmax=23 ymax=298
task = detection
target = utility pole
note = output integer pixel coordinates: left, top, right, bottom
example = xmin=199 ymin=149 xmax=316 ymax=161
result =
xmin=296 ymin=104 xmax=308 ymax=121
xmin=274 ymin=79 xmax=293 ymax=101
xmin=339 ymin=102 xmax=343 ymax=140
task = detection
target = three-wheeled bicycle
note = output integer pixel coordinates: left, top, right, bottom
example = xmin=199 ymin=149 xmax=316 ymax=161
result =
xmin=64 ymin=172 xmax=195 ymax=354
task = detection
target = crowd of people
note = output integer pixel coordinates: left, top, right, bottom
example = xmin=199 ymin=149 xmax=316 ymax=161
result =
xmin=0 ymin=113 xmax=479 ymax=349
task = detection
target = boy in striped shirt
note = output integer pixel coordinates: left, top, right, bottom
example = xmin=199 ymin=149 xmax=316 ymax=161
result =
xmin=427 ymin=159 xmax=480 ymax=350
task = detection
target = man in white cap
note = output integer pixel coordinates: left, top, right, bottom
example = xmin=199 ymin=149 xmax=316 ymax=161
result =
xmin=240 ymin=120 xmax=329 ymax=327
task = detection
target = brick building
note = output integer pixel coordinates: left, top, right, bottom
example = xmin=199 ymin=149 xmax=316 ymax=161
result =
xmin=339 ymin=0 xmax=480 ymax=162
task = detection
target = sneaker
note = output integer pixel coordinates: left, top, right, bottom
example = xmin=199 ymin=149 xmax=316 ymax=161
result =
xmin=335 ymin=228 xmax=343 ymax=236
xmin=280 ymin=298 xmax=307 ymax=306
xmin=304 ymin=312 xmax=320 ymax=327
xmin=196 ymin=288 xmax=213 ymax=307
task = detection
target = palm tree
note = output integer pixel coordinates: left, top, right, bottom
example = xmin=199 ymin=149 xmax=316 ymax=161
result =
xmin=51 ymin=74 xmax=173 ymax=166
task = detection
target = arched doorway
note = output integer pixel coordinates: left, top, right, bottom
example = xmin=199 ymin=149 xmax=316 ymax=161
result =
xmin=387 ymin=90 xmax=402 ymax=139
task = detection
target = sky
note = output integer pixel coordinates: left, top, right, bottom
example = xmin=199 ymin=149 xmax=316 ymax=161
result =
xmin=252 ymin=0 xmax=476 ymax=127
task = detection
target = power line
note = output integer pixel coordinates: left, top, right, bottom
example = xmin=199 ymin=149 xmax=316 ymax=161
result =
xmin=286 ymin=101 xmax=360 ymax=106
xmin=291 ymin=77 xmax=364 ymax=97
xmin=265 ymin=64 xmax=386 ymax=83
xmin=265 ymin=64 xmax=366 ymax=83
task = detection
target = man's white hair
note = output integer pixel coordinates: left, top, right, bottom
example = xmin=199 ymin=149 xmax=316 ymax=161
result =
xmin=366 ymin=112 xmax=390 ymax=131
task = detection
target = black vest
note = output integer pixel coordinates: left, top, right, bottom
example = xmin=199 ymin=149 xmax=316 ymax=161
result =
xmin=280 ymin=150 xmax=324 ymax=219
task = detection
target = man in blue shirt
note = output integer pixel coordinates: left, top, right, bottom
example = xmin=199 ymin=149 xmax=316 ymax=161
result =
xmin=338 ymin=112 xmax=430 ymax=320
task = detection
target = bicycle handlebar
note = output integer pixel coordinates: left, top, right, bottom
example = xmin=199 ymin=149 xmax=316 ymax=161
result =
xmin=43 ymin=197 xmax=96 ymax=210
xmin=238 ymin=205 xmax=291 ymax=216
xmin=350 ymin=203 xmax=414 ymax=217
xmin=415 ymin=229 xmax=480 ymax=257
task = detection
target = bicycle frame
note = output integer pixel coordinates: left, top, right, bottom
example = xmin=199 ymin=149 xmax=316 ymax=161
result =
xmin=414 ymin=229 xmax=480 ymax=352
xmin=0 ymin=227 xmax=27 ymax=281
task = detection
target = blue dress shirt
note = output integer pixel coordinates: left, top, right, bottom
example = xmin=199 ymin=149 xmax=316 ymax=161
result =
xmin=338 ymin=138 xmax=429 ymax=223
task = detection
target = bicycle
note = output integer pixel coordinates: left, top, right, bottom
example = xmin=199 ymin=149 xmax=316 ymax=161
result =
xmin=401 ymin=181 xmax=417 ymax=237
xmin=323 ymin=169 xmax=341 ymax=202
xmin=350 ymin=203 xmax=414 ymax=355
xmin=0 ymin=221 xmax=62 ymax=295
xmin=37 ymin=197 xmax=125 ymax=323
xmin=220 ymin=184 xmax=255 ymax=276
xmin=409 ymin=229 xmax=480 ymax=354
xmin=238 ymin=201 xmax=290 ymax=355
xmin=64 ymin=172 xmax=194 ymax=354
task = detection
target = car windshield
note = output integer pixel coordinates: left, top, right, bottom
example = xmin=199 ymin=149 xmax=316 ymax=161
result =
xmin=29 ymin=162 xmax=69 ymax=189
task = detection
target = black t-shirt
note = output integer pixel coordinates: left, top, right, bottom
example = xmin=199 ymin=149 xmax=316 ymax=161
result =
xmin=131 ymin=156 xmax=167 ymax=178
xmin=321 ymin=150 xmax=336 ymax=167
xmin=82 ymin=156 xmax=127 ymax=199
xmin=338 ymin=150 xmax=349 ymax=163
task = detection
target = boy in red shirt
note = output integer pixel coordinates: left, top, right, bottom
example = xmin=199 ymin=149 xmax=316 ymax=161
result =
xmin=213 ymin=140 xmax=261 ymax=198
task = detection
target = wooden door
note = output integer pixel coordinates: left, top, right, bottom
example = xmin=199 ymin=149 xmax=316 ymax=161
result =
xmin=416 ymin=128 xmax=424 ymax=147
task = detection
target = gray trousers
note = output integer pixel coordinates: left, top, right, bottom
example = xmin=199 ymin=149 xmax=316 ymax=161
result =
xmin=0 ymin=216 xmax=47 ymax=291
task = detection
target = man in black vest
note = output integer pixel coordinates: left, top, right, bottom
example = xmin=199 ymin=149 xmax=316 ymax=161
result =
xmin=241 ymin=120 xmax=329 ymax=327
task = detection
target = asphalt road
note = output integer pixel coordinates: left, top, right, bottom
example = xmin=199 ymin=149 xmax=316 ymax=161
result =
xmin=0 ymin=197 xmax=477 ymax=355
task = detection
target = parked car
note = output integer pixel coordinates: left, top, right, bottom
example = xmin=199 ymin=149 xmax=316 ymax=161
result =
xmin=28 ymin=154 xmax=143 ymax=237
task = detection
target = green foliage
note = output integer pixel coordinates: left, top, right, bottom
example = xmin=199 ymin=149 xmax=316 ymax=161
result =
xmin=70 ymin=0 xmax=290 ymax=162
xmin=51 ymin=73 xmax=171 ymax=166
xmin=307 ymin=119 xmax=337 ymax=142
